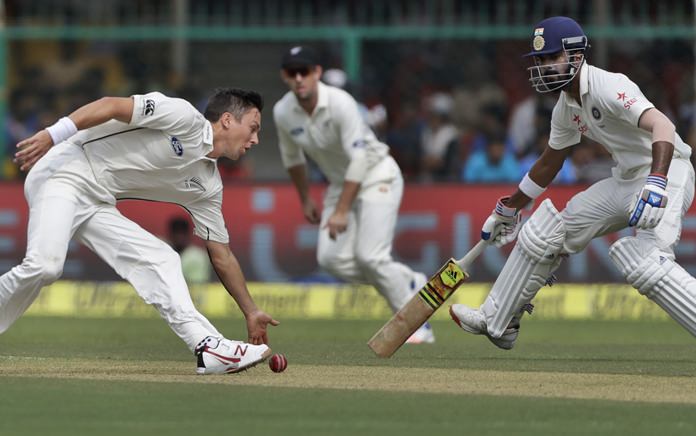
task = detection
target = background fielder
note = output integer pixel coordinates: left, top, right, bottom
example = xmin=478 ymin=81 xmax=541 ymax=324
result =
xmin=3 ymin=88 xmax=279 ymax=374
xmin=273 ymin=46 xmax=434 ymax=344
xmin=450 ymin=16 xmax=696 ymax=349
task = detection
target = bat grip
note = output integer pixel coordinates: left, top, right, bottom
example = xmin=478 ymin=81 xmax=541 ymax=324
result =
xmin=455 ymin=240 xmax=488 ymax=270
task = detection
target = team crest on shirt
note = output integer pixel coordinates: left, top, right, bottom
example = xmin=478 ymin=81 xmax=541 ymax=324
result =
xmin=290 ymin=127 xmax=304 ymax=136
xmin=591 ymin=106 xmax=601 ymax=120
xmin=352 ymin=139 xmax=367 ymax=148
xmin=171 ymin=137 xmax=183 ymax=156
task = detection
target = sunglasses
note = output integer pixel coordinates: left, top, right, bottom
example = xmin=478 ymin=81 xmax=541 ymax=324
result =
xmin=284 ymin=66 xmax=312 ymax=77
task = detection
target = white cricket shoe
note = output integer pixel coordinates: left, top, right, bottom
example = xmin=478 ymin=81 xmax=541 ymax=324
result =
xmin=410 ymin=272 xmax=428 ymax=295
xmin=449 ymin=304 xmax=531 ymax=350
xmin=406 ymin=322 xmax=435 ymax=344
xmin=195 ymin=336 xmax=272 ymax=375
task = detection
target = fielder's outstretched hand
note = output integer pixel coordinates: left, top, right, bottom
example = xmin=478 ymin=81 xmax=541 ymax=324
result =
xmin=481 ymin=196 xmax=522 ymax=247
xmin=14 ymin=130 xmax=54 ymax=171
xmin=629 ymin=174 xmax=668 ymax=229
xmin=245 ymin=309 xmax=280 ymax=345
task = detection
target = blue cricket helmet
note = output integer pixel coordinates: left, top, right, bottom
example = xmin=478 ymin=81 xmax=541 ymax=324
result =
xmin=524 ymin=16 xmax=588 ymax=58
xmin=525 ymin=16 xmax=589 ymax=93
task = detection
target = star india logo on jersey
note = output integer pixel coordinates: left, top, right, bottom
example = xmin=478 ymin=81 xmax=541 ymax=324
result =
xmin=171 ymin=137 xmax=183 ymax=156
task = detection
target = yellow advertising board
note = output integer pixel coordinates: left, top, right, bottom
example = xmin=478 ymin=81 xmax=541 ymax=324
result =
xmin=24 ymin=281 xmax=669 ymax=321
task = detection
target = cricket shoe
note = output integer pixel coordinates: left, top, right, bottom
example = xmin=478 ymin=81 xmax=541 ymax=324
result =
xmin=449 ymin=304 xmax=533 ymax=350
xmin=410 ymin=272 xmax=428 ymax=295
xmin=195 ymin=336 xmax=272 ymax=375
xmin=405 ymin=322 xmax=435 ymax=344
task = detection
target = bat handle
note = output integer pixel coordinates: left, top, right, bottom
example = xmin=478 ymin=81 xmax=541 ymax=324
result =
xmin=454 ymin=239 xmax=488 ymax=271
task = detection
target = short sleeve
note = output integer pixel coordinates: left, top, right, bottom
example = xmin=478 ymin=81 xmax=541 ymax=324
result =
xmin=186 ymin=192 xmax=229 ymax=243
xmin=596 ymin=74 xmax=655 ymax=127
xmin=548 ymin=101 xmax=581 ymax=150
xmin=131 ymin=92 xmax=202 ymax=138
xmin=332 ymin=90 xmax=387 ymax=182
xmin=273 ymin=103 xmax=306 ymax=168
xmin=334 ymin=91 xmax=373 ymax=155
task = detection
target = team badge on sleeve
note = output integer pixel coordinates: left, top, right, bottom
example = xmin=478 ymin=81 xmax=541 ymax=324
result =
xmin=171 ymin=137 xmax=183 ymax=156
xmin=143 ymin=99 xmax=156 ymax=116
xmin=352 ymin=139 xmax=367 ymax=148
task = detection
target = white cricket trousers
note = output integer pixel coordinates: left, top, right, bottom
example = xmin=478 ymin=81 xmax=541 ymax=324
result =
xmin=0 ymin=143 xmax=220 ymax=351
xmin=561 ymin=158 xmax=695 ymax=257
xmin=316 ymin=170 xmax=419 ymax=312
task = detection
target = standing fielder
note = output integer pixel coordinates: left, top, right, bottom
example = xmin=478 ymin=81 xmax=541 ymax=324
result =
xmin=3 ymin=88 xmax=280 ymax=374
xmin=273 ymin=46 xmax=433 ymax=344
xmin=450 ymin=16 xmax=695 ymax=349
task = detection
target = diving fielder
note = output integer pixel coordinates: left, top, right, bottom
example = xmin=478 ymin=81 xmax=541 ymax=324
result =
xmin=450 ymin=16 xmax=696 ymax=349
xmin=3 ymin=89 xmax=279 ymax=374
xmin=273 ymin=46 xmax=433 ymax=344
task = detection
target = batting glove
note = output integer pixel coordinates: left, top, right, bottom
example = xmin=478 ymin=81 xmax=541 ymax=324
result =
xmin=629 ymin=174 xmax=668 ymax=229
xmin=481 ymin=197 xmax=521 ymax=247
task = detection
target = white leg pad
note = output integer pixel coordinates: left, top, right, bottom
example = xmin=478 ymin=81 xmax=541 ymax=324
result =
xmin=481 ymin=199 xmax=566 ymax=338
xmin=609 ymin=236 xmax=696 ymax=337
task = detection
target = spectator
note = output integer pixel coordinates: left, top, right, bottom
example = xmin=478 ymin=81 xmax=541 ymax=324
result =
xmin=169 ymin=217 xmax=211 ymax=285
xmin=462 ymin=132 xmax=520 ymax=183
xmin=386 ymin=101 xmax=423 ymax=180
xmin=508 ymin=93 xmax=558 ymax=157
xmin=322 ymin=67 xmax=388 ymax=137
xmin=419 ymin=92 xmax=460 ymax=182
xmin=468 ymin=103 xmax=516 ymax=154
xmin=569 ymin=141 xmax=614 ymax=184
xmin=519 ymin=126 xmax=576 ymax=184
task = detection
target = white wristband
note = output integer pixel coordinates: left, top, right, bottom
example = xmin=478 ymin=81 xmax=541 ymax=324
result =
xmin=518 ymin=173 xmax=546 ymax=199
xmin=46 ymin=117 xmax=78 ymax=145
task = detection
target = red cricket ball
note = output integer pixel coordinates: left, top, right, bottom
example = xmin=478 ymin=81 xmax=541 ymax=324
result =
xmin=269 ymin=353 xmax=288 ymax=373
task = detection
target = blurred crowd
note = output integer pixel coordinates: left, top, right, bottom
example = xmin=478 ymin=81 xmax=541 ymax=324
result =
xmin=3 ymin=39 xmax=252 ymax=181
xmin=365 ymin=39 xmax=695 ymax=184
xmin=3 ymin=38 xmax=694 ymax=184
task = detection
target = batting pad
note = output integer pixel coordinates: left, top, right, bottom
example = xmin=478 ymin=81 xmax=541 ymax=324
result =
xmin=481 ymin=199 xmax=566 ymax=338
xmin=610 ymin=236 xmax=696 ymax=337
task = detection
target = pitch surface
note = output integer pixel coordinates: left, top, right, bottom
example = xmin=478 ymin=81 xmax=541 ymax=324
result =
xmin=1 ymin=317 xmax=695 ymax=435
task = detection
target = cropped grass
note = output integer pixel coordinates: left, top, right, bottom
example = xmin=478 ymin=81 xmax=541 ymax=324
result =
xmin=1 ymin=316 xmax=695 ymax=435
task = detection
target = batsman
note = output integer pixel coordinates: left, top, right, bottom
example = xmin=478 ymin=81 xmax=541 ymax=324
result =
xmin=450 ymin=16 xmax=696 ymax=349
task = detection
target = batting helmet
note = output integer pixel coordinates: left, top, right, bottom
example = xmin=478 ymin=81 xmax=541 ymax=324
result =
xmin=525 ymin=16 xmax=589 ymax=93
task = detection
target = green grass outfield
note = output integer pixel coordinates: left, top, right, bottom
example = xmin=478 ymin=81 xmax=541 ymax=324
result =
xmin=1 ymin=316 xmax=696 ymax=435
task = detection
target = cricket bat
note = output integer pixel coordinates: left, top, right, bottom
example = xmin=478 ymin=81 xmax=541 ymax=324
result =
xmin=367 ymin=240 xmax=488 ymax=357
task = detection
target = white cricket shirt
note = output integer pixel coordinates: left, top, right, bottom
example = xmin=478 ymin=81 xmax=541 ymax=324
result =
xmin=549 ymin=63 xmax=691 ymax=179
xmin=273 ymin=82 xmax=399 ymax=199
xmin=69 ymin=92 xmax=229 ymax=242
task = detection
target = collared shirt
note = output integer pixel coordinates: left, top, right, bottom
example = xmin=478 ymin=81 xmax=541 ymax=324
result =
xmin=273 ymin=82 xmax=398 ymax=196
xmin=69 ymin=92 xmax=228 ymax=242
xmin=549 ymin=63 xmax=691 ymax=179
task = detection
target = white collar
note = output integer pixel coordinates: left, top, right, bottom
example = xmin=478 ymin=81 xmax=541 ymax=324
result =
xmin=563 ymin=63 xmax=589 ymax=108
xmin=578 ymin=62 xmax=589 ymax=97
xmin=292 ymin=81 xmax=329 ymax=114
xmin=202 ymin=120 xmax=217 ymax=162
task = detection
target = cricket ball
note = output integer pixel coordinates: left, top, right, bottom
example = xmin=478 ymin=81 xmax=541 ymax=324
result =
xmin=269 ymin=353 xmax=288 ymax=373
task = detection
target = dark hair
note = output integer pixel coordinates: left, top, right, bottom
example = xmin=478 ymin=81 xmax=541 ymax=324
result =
xmin=169 ymin=217 xmax=190 ymax=233
xmin=203 ymin=88 xmax=264 ymax=122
